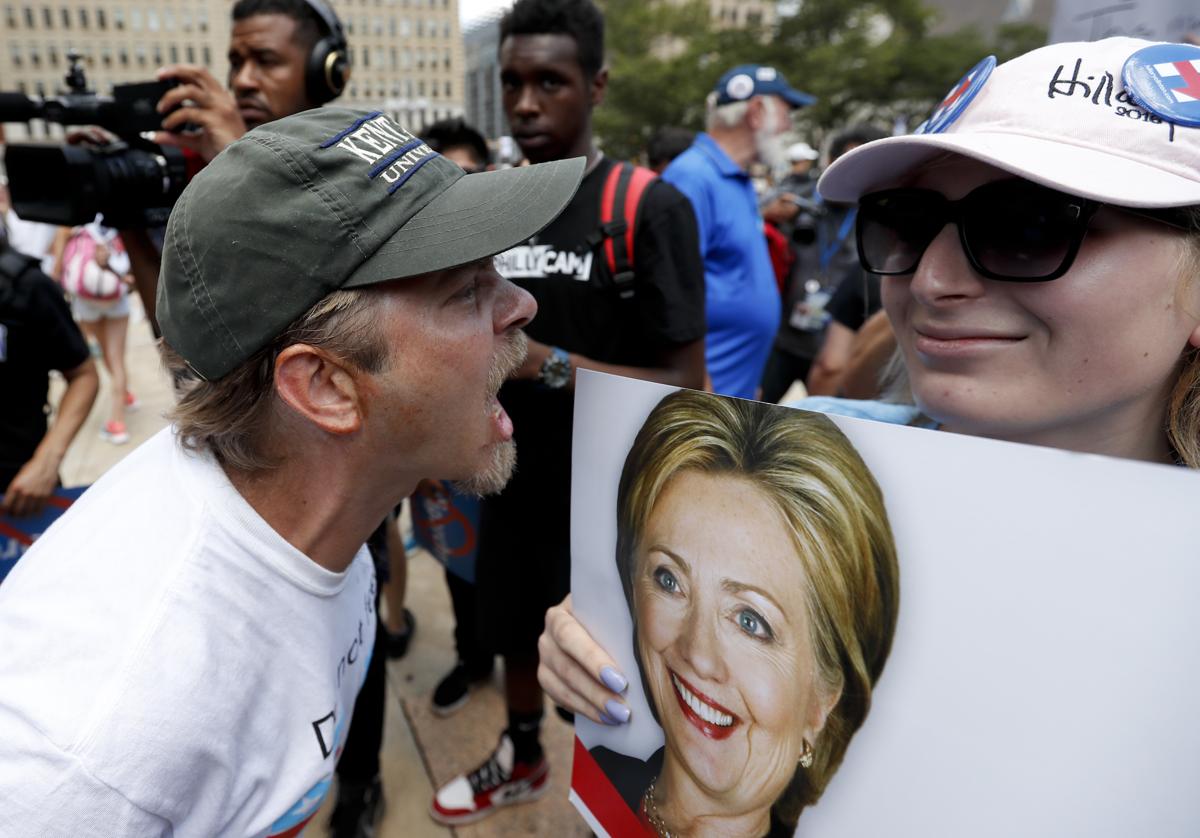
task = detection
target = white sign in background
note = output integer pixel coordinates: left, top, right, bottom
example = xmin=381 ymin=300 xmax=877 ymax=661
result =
xmin=1050 ymin=0 xmax=1200 ymax=44
xmin=570 ymin=370 xmax=1200 ymax=837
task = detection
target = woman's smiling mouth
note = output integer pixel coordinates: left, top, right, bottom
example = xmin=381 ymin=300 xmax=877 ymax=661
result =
xmin=671 ymin=671 xmax=741 ymax=740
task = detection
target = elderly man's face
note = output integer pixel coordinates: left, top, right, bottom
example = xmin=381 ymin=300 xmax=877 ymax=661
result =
xmin=366 ymin=257 xmax=536 ymax=494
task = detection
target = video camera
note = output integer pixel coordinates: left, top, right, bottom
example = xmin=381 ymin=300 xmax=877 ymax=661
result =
xmin=1 ymin=50 xmax=189 ymax=228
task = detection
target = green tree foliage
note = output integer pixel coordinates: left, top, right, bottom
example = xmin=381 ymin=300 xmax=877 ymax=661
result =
xmin=594 ymin=0 xmax=1047 ymax=160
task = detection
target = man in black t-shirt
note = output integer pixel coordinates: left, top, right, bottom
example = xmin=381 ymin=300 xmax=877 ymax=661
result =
xmin=0 ymin=234 xmax=98 ymax=517
xmin=429 ymin=0 xmax=706 ymax=826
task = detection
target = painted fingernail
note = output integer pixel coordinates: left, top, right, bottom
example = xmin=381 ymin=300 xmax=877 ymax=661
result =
xmin=600 ymin=666 xmax=628 ymax=694
xmin=598 ymin=710 xmax=621 ymax=726
xmin=604 ymin=699 xmax=631 ymax=724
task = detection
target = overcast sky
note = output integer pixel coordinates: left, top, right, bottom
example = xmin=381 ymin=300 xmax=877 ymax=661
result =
xmin=459 ymin=0 xmax=511 ymax=26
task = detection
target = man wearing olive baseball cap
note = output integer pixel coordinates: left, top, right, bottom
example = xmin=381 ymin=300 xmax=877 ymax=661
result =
xmin=0 ymin=107 xmax=583 ymax=836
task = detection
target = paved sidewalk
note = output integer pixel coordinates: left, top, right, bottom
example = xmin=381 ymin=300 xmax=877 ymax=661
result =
xmin=53 ymin=298 xmax=588 ymax=838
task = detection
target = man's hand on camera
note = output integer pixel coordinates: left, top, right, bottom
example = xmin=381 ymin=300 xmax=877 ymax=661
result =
xmin=153 ymin=65 xmax=247 ymax=162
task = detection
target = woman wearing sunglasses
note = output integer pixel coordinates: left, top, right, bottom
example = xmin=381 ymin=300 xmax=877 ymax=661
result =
xmin=537 ymin=35 xmax=1200 ymax=831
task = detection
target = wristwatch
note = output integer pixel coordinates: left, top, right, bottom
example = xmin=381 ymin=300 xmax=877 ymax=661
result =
xmin=538 ymin=346 xmax=572 ymax=390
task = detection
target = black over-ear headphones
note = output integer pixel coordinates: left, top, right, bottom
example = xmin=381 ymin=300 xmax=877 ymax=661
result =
xmin=302 ymin=0 xmax=350 ymax=104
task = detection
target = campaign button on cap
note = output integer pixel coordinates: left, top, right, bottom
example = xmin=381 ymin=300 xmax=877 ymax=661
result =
xmin=1122 ymin=43 xmax=1200 ymax=128
xmin=917 ymin=55 xmax=996 ymax=135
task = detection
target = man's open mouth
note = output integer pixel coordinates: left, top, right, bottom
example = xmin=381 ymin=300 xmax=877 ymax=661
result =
xmin=671 ymin=670 xmax=740 ymax=740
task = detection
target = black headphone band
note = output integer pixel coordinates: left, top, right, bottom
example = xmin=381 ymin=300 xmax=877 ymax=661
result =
xmin=301 ymin=0 xmax=346 ymax=50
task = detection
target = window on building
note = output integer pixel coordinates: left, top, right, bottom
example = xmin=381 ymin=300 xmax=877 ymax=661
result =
xmin=135 ymin=43 xmax=146 ymax=66
xmin=9 ymin=43 xmax=20 ymax=67
xmin=154 ymin=45 xmax=163 ymax=65
xmin=4 ymin=6 xmax=15 ymax=29
xmin=443 ymin=47 xmax=450 ymax=69
xmin=42 ymin=6 xmax=51 ymax=26
xmin=746 ymin=10 xmax=761 ymax=25
xmin=361 ymin=46 xmax=369 ymax=67
xmin=186 ymin=45 xmax=194 ymax=63
xmin=203 ymin=45 xmax=211 ymax=65
xmin=113 ymin=8 xmax=123 ymax=29
xmin=169 ymin=45 xmax=177 ymax=62
xmin=431 ymin=84 xmax=438 ymax=99
xmin=29 ymin=46 xmax=39 ymax=66
xmin=445 ymin=79 xmax=451 ymax=97
xmin=373 ymin=16 xmax=382 ymax=34
xmin=59 ymin=6 xmax=68 ymax=27
xmin=443 ymin=20 xmax=450 ymax=37
xmin=131 ymin=8 xmax=142 ymax=30
xmin=48 ymin=45 xmax=58 ymax=65
xmin=79 ymin=7 xmax=89 ymax=28
xmin=389 ymin=46 xmax=396 ymax=69
xmin=164 ymin=8 xmax=174 ymax=30
xmin=119 ymin=47 xmax=128 ymax=66
xmin=97 ymin=8 xmax=105 ymax=28
xmin=35 ymin=80 xmax=46 ymax=97
xmin=197 ymin=8 xmax=207 ymax=31
xmin=349 ymin=83 xmax=357 ymax=99
xmin=400 ymin=17 xmax=409 ymax=36
xmin=101 ymin=46 xmax=111 ymax=67
xmin=417 ymin=80 xmax=425 ymax=96
xmin=22 ymin=6 xmax=33 ymax=27
xmin=181 ymin=8 xmax=191 ymax=30
xmin=416 ymin=18 xmax=423 ymax=36
xmin=147 ymin=9 xmax=159 ymax=30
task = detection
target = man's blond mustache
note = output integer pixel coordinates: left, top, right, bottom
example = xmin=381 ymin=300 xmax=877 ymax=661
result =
xmin=490 ymin=329 xmax=529 ymax=394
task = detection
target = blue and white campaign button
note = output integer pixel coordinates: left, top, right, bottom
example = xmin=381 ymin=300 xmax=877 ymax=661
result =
xmin=1122 ymin=43 xmax=1200 ymax=128
xmin=916 ymin=55 xmax=996 ymax=135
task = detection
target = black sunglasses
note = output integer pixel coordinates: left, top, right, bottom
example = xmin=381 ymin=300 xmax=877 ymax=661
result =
xmin=857 ymin=179 xmax=1191 ymax=282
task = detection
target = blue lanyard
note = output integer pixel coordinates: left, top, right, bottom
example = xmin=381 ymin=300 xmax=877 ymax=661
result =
xmin=819 ymin=208 xmax=857 ymax=274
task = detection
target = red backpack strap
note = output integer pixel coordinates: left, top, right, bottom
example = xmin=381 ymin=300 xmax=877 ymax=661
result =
xmin=599 ymin=161 xmax=657 ymax=300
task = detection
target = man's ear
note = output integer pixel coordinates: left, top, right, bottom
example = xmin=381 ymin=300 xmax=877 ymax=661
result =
xmin=590 ymin=66 xmax=608 ymax=108
xmin=273 ymin=344 xmax=365 ymax=436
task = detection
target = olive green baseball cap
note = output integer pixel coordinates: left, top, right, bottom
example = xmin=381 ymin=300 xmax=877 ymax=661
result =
xmin=157 ymin=107 xmax=584 ymax=380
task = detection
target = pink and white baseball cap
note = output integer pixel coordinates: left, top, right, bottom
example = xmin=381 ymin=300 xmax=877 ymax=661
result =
xmin=818 ymin=37 xmax=1200 ymax=209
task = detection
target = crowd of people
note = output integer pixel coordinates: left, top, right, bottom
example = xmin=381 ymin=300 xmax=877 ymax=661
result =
xmin=2 ymin=0 xmax=1199 ymax=834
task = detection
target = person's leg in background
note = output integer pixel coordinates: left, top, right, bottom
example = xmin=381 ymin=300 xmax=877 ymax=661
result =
xmin=382 ymin=510 xmax=416 ymax=658
xmin=329 ymin=517 xmax=390 ymax=838
xmin=431 ymin=567 xmax=494 ymax=715
xmin=95 ymin=311 xmax=130 ymax=444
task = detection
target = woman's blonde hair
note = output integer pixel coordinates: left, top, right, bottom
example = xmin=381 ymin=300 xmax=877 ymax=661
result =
xmin=160 ymin=288 xmax=387 ymax=473
xmin=614 ymin=390 xmax=899 ymax=827
xmin=1166 ymin=209 xmax=1200 ymax=468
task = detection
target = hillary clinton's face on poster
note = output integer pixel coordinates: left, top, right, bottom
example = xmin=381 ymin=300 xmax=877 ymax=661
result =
xmin=632 ymin=468 xmax=835 ymax=815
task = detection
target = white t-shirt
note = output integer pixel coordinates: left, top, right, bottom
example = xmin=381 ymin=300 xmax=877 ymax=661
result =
xmin=0 ymin=429 xmax=377 ymax=837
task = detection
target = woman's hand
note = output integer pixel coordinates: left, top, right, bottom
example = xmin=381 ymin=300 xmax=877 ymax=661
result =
xmin=538 ymin=595 xmax=633 ymax=726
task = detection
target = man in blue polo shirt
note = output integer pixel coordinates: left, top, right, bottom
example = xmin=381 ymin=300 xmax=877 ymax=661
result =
xmin=663 ymin=65 xmax=814 ymax=399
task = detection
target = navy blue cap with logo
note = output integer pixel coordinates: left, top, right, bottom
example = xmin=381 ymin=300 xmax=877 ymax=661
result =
xmin=713 ymin=64 xmax=816 ymax=109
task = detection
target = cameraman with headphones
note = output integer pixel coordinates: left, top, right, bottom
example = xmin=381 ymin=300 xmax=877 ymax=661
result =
xmin=154 ymin=0 xmax=349 ymax=161
xmin=140 ymin=4 xmax=389 ymax=837
xmin=114 ymin=0 xmax=352 ymax=332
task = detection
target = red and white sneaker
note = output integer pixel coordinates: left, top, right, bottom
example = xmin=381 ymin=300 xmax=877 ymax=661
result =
xmin=429 ymin=734 xmax=549 ymax=825
xmin=100 ymin=420 xmax=130 ymax=445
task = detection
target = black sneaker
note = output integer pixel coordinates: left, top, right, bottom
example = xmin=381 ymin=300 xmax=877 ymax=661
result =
xmin=384 ymin=608 xmax=416 ymax=659
xmin=328 ymin=774 xmax=385 ymax=838
xmin=431 ymin=660 xmax=492 ymax=716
